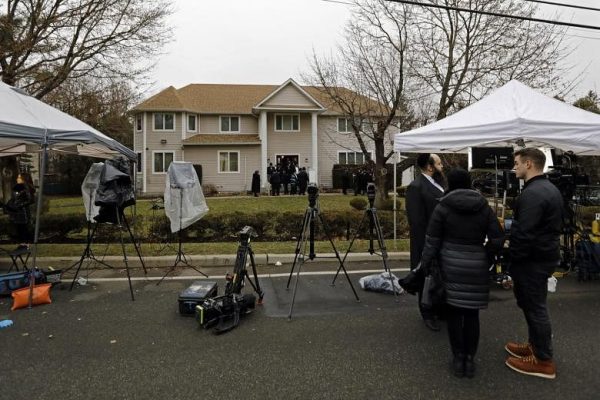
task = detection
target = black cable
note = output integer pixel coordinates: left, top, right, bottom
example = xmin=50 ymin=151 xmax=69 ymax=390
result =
xmin=383 ymin=0 xmax=600 ymax=31
xmin=523 ymin=0 xmax=600 ymax=12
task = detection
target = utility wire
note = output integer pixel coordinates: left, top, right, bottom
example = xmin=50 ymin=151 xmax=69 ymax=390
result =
xmin=383 ymin=0 xmax=600 ymax=31
xmin=523 ymin=0 xmax=600 ymax=12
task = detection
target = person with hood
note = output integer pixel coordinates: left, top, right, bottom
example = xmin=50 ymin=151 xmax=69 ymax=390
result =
xmin=420 ymin=168 xmax=504 ymax=378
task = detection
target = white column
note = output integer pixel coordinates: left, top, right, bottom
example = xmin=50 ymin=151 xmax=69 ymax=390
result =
xmin=259 ymin=111 xmax=268 ymax=190
xmin=142 ymin=112 xmax=147 ymax=193
xmin=311 ymin=112 xmax=318 ymax=184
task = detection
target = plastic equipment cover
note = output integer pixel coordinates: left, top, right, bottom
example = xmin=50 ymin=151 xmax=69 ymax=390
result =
xmin=81 ymin=162 xmax=104 ymax=221
xmin=358 ymin=272 xmax=404 ymax=295
xmin=165 ymin=162 xmax=209 ymax=233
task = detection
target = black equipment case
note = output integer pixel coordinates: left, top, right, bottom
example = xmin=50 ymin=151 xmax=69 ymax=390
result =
xmin=178 ymin=281 xmax=218 ymax=316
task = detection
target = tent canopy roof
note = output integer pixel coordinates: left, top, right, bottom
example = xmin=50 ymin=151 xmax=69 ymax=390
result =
xmin=394 ymin=80 xmax=600 ymax=155
xmin=0 ymin=81 xmax=135 ymax=160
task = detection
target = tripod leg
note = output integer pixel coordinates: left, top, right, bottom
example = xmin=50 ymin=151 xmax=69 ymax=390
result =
xmin=372 ymin=209 xmax=399 ymax=298
xmin=248 ymin=248 xmax=264 ymax=302
xmin=286 ymin=208 xmax=311 ymax=290
xmin=122 ymin=214 xmax=147 ymax=274
xmin=368 ymin=209 xmax=375 ymax=255
xmin=332 ymin=211 xmax=368 ymax=285
xmin=116 ymin=209 xmax=135 ymax=301
xmin=69 ymin=223 xmax=99 ymax=290
xmin=317 ymin=213 xmax=360 ymax=302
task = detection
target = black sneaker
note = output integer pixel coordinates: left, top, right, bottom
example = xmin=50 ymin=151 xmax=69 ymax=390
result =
xmin=424 ymin=319 xmax=441 ymax=332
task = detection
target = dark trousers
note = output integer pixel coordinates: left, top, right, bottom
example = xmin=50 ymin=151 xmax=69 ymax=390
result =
xmin=447 ymin=305 xmax=480 ymax=356
xmin=14 ymin=223 xmax=32 ymax=243
xmin=271 ymin=184 xmax=280 ymax=196
xmin=511 ymin=264 xmax=554 ymax=360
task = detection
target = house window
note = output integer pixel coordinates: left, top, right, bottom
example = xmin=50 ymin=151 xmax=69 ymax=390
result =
xmin=136 ymin=152 xmax=142 ymax=173
xmin=220 ymin=116 xmax=240 ymax=132
xmin=187 ymin=114 xmax=197 ymax=132
xmin=275 ymin=114 xmax=299 ymax=131
xmin=136 ymin=114 xmax=143 ymax=131
xmin=338 ymin=118 xmax=351 ymax=133
xmin=338 ymin=151 xmax=371 ymax=165
xmin=153 ymin=113 xmax=174 ymax=131
xmin=153 ymin=151 xmax=174 ymax=173
xmin=218 ymin=151 xmax=239 ymax=173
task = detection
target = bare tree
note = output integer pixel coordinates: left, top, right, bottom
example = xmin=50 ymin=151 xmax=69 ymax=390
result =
xmin=408 ymin=0 xmax=571 ymax=120
xmin=305 ymin=0 xmax=418 ymax=204
xmin=0 ymin=0 xmax=172 ymax=99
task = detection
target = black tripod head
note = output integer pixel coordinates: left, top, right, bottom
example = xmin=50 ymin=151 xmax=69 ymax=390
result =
xmin=366 ymin=182 xmax=376 ymax=208
xmin=238 ymin=225 xmax=257 ymax=245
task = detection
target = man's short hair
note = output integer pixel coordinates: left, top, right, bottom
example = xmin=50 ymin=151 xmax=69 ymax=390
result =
xmin=416 ymin=153 xmax=433 ymax=170
xmin=514 ymin=148 xmax=546 ymax=170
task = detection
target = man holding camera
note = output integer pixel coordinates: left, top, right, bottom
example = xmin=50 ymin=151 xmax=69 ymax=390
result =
xmin=505 ymin=148 xmax=562 ymax=379
xmin=405 ymin=153 xmax=445 ymax=331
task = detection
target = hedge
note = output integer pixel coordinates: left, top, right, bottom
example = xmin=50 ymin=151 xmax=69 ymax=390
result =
xmin=0 ymin=210 xmax=410 ymax=243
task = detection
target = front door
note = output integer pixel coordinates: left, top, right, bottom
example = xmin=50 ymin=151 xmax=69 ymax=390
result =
xmin=275 ymin=155 xmax=299 ymax=170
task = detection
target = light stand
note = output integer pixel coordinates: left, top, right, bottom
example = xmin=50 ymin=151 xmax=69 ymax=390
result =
xmin=333 ymin=183 xmax=399 ymax=298
xmin=156 ymin=188 xmax=207 ymax=285
xmin=285 ymin=184 xmax=360 ymax=320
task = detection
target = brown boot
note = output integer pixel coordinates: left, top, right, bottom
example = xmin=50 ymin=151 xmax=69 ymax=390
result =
xmin=504 ymin=341 xmax=533 ymax=358
xmin=505 ymin=355 xmax=556 ymax=379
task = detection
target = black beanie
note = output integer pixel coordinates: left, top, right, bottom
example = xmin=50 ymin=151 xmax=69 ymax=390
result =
xmin=446 ymin=168 xmax=471 ymax=192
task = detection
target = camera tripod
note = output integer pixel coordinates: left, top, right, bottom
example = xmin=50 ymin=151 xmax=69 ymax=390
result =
xmin=64 ymin=195 xmax=114 ymax=273
xmin=286 ymin=200 xmax=360 ymax=320
xmin=69 ymin=206 xmax=147 ymax=301
xmin=333 ymin=200 xmax=400 ymax=298
xmin=200 ymin=226 xmax=264 ymax=334
xmin=157 ymin=189 xmax=207 ymax=285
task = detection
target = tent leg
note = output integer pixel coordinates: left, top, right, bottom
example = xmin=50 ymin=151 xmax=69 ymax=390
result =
xmin=30 ymin=143 xmax=48 ymax=271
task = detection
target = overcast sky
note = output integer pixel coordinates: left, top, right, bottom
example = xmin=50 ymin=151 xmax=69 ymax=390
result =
xmin=152 ymin=0 xmax=600 ymax=101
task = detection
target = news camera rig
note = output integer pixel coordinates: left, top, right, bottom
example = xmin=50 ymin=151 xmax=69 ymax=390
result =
xmin=195 ymin=226 xmax=264 ymax=334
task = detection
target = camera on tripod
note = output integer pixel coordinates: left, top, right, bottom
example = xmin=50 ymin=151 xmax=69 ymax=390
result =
xmin=307 ymin=182 xmax=319 ymax=208
xmin=546 ymin=167 xmax=589 ymax=203
xmin=238 ymin=225 xmax=257 ymax=244
xmin=366 ymin=182 xmax=376 ymax=206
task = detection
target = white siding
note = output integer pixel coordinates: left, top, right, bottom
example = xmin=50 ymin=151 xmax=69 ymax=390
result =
xmin=263 ymin=84 xmax=317 ymax=108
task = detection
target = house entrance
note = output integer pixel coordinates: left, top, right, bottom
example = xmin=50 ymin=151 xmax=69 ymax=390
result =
xmin=275 ymin=154 xmax=299 ymax=169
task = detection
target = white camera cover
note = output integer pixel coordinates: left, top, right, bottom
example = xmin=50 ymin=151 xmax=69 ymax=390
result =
xmin=81 ymin=162 xmax=104 ymax=221
xmin=164 ymin=162 xmax=209 ymax=232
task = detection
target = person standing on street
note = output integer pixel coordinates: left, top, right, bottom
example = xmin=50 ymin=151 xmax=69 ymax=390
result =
xmin=420 ymin=169 xmax=504 ymax=378
xmin=504 ymin=148 xmax=563 ymax=380
xmin=405 ymin=153 xmax=445 ymax=331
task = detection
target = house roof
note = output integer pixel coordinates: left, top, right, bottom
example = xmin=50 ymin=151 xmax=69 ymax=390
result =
xmin=133 ymin=81 xmax=383 ymax=116
xmin=182 ymin=134 xmax=261 ymax=145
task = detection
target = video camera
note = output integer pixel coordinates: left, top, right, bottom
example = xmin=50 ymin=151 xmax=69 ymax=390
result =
xmin=366 ymin=182 xmax=376 ymax=206
xmin=307 ymin=182 xmax=319 ymax=208
xmin=546 ymin=166 xmax=589 ymax=203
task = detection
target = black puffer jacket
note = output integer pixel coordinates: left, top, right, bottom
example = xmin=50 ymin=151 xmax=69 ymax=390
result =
xmin=421 ymin=189 xmax=504 ymax=309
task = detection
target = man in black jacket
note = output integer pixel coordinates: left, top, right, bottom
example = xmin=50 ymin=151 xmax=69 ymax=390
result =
xmin=504 ymin=148 xmax=563 ymax=379
xmin=405 ymin=153 xmax=445 ymax=331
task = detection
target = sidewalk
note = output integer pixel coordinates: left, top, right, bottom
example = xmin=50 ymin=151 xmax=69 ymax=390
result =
xmin=1 ymin=251 xmax=411 ymax=270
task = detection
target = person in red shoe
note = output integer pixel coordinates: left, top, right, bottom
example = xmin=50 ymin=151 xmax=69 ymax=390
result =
xmin=505 ymin=148 xmax=563 ymax=379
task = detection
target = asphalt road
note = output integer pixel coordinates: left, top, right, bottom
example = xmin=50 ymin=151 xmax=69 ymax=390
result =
xmin=1 ymin=262 xmax=600 ymax=400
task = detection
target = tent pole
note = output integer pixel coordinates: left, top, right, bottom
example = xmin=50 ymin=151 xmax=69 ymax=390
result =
xmin=31 ymin=140 xmax=48 ymax=270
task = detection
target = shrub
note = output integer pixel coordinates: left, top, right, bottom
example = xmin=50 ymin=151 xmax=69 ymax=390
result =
xmin=202 ymin=184 xmax=219 ymax=197
xmin=349 ymin=197 xmax=368 ymax=211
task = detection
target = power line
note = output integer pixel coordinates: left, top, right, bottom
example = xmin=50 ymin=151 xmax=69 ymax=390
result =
xmin=523 ymin=0 xmax=600 ymax=12
xmin=384 ymin=0 xmax=600 ymax=31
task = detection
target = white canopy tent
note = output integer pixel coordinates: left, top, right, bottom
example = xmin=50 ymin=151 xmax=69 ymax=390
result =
xmin=394 ymin=80 xmax=600 ymax=155
xmin=0 ymin=80 xmax=136 ymax=268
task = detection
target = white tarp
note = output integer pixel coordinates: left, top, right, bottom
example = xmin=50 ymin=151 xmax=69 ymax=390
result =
xmin=164 ymin=162 xmax=209 ymax=233
xmin=0 ymin=81 xmax=135 ymax=160
xmin=394 ymin=80 xmax=600 ymax=155
xmin=81 ymin=162 xmax=104 ymax=221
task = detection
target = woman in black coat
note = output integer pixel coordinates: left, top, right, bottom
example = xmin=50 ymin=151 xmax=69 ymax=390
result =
xmin=420 ymin=168 xmax=504 ymax=378
xmin=251 ymin=170 xmax=261 ymax=197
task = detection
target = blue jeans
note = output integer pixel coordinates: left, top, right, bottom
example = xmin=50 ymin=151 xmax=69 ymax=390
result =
xmin=511 ymin=263 xmax=555 ymax=360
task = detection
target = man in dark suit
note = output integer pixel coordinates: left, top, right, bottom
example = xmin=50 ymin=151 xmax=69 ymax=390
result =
xmin=406 ymin=153 xmax=445 ymax=331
